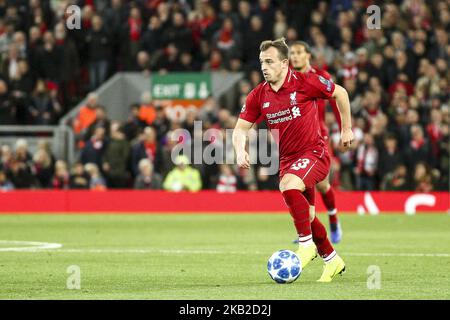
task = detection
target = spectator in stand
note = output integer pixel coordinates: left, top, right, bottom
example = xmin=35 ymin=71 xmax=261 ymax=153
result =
xmin=377 ymin=134 xmax=404 ymax=181
xmin=135 ymin=50 xmax=151 ymax=75
xmin=1 ymin=43 xmax=20 ymax=82
xmin=212 ymin=17 xmax=242 ymax=67
xmin=404 ymin=124 xmax=432 ymax=172
xmin=202 ymin=48 xmax=224 ymax=71
xmin=54 ymin=22 xmax=79 ymax=106
xmin=0 ymin=144 xmax=13 ymax=171
xmin=86 ymin=15 xmax=111 ymax=90
xmin=12 ymin=31 xmax=27 ymax=59
xmin=138 ymin=91 xmax=156 ymax=126
xmin=178 ymin=51 xmax=198 ymax=71
xmin=273 ymin=9 xmax=287 ymax=40
xmin=84 ymin=105 xmax=111 ymax=142
xmin=8 ymin=59 xmax=33 ymax=124
xmin=311 ymin=32 xmax=335 ymax=67
xmin=140 ymin=15 xmax=164 ymax=55
xmin=216 ymin=164 xmax=237 ymax=193
xmin=152 ymin=104 xmax=171 ymax=142
xmin=163 ymin=155 xmax=202 ymax=192
xmin=102 ymin=122 xmax=130 ymax=188
xmin=437 ymin=123 xmax=449 ymax=190
xmin=7 ymin=158 xmax=36 ymax=189
xmin=154 ymin=42 xmax=182 ymax=72
xmin=163 ymin=11 xmax=193 ymax=53
xmin=27 ymin=25 xmax=42 ymax=75
xmin=256 ymin=166 xmax=279 ymax=191
xmin=413 ymin=162 xmax=437 ymax=192
xmin=102 ymin=0 xmax=128 ymax=45
xmin=84 ymin=163 xmax=107 ymax=191
xmin=237 ymin=1 xmax=251 ymax=32
xmin=14 ymin=139 xmax=32 ymax=164
xmin=32 ymin=148 xmax=53 ymax=188
xmin=73 ymin=92 xmax=100 ymax=145
xmin=80 ymin=127 xmax=107 ymax=168
xmin=121 ymin=6 xmax=143 ymax=70
xmin=121 ymin=103 xmax=146 ymax=141
xmin=0 ymin=169 xmax=14 ymax=191
xmin=254 ymin=0 xmax=275 ymax=36
xmin=131 ymin=126 xmax=163 ymax=176
xmin=0 ymin=79 xmax=15 ymax=124
xmin=134 ymin=158 xmax=163 ymax=190
xmin=69 ymin=162 xmax=90 ymax=189
xmin=28 ymin=79 xmax=60 ymax=125
xmin=242 ymin=15 xmax=266 ymax=71
xmin=381 ymin=164 xmax=410 ymax=191
xmin=37 ymin=139 xmax=56 ymax=167
xmin=338 ymin=51 xmax=358 ymax=80
xmin=426 ymin=108 xmax=444 ymax=158
xmin=35 ymin=31 xmax=61 ymax=84
xmin=52 ymin=160 xmax=69 ymax=189
xmin=218 ymin=0 xmax=240 ymax=29
xmin=355 ymin=133 xmax=378 ymax=190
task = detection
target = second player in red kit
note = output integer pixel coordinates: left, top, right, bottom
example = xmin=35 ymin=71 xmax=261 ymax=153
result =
xmin=290 ymin=41 xmax=343 ymax=243
xmin=233 ymin=38 xmax=354 ymax=282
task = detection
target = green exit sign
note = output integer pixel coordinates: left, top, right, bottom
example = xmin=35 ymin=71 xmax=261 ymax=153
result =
xmin=152 ymin=73 xmax=212 ymax=100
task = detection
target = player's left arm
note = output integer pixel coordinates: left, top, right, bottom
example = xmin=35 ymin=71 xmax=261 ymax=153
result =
xmin=303 ymin=73 xmax=354 ymax=149
xmin=318 ymin=70 xmax=342 ymax=129
xmin=331 ymin=84 xmax=354 ymax=149
xmin=327 ymin=99 xmax=342 ymax=130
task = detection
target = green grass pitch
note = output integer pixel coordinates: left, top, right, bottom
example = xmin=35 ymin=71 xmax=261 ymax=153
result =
xmin=0 ymin=213 xmax=449 ymax=299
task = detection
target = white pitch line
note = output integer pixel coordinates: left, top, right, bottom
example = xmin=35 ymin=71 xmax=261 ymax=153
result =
xmin=1 ymin=242 xmax=449 ymax=257
xmin=35 ymin=248 xmax=450 ymax=258
xmin=344 ymin=252 xmax=450 ymax=258
xmin=0 ymin=240 xmax=62 ymax=252
xmin=55 ymin=248 xmax=224 ymax=254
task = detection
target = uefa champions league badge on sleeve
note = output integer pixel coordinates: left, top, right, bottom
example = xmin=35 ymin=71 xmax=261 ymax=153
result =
xmin=318 ymin=75 xmax=333 ymax=92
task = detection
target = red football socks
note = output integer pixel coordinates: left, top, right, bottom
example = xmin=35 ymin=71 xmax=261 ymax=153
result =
xmin=282 ymin=189 xmax=312 ymax=240
xmin=321 ymin=187 xmax=338 ymax=224
xmin=311 ymin=216 xmax=335 ymax=259
xmin=321 ymin=187 xmax=336 ymax=211
xmin=302 ymin=187 xmax=315 ymax=206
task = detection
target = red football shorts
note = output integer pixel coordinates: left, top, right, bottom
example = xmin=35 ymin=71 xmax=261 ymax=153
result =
xmin=279 ymin=146 xmax=330 ymax=188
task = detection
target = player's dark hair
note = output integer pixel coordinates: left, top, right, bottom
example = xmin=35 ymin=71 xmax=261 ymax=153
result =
xmin=290 ymin=41 xmax=312 ymax=54
xmin=260 ymin=38 xmax=289 ymax=61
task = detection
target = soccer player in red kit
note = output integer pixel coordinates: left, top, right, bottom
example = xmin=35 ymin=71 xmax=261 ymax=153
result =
xmin=290 ymin=41 xmax=343 ymax=244
xmin=233 ymin=38 xmax=354 ymax=282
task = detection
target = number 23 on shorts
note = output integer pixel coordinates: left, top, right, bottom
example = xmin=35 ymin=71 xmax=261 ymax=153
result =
xmin=290 ymin=158 xmax=311 ymax=170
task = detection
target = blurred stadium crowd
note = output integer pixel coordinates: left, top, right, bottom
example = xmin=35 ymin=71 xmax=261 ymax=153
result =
xmin=0 ymin=0 xmax=448 ymax=192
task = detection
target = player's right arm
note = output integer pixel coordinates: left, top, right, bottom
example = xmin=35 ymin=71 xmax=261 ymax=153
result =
xmin=233 ymin=88 xmax=262 ymax=169
xmin=233 ymin=118 xmax=253 ymax=169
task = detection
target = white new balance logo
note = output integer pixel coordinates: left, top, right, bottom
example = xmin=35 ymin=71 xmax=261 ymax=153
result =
xmin=263 ymin=102 xmax=270 ymax=109
xmin=292 ymin=106 xmax=301 ymax=118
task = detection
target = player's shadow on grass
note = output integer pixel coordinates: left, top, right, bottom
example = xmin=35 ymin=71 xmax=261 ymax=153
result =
xmin=176 ymin=280 xmax=318 ymax=289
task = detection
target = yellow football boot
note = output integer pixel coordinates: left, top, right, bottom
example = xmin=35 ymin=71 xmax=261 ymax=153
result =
xmin=317 ymin=254 xmax=346 ymax=282
xmin=295 ymin=244 xmax=318 ymax=269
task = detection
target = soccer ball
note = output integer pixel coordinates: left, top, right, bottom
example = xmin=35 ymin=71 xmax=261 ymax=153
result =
xmin=267 ymin=249 xmax=302 ymax=284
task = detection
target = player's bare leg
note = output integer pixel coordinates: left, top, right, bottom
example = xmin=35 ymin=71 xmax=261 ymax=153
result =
xmin=316 ymin=177 xmax=342 ymax=243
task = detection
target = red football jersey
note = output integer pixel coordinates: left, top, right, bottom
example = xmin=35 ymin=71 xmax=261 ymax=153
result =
xmin=239 ymin=69 xmax=335 ymax=172
xmin=306 ymin=67 xmax=341 ymax=138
